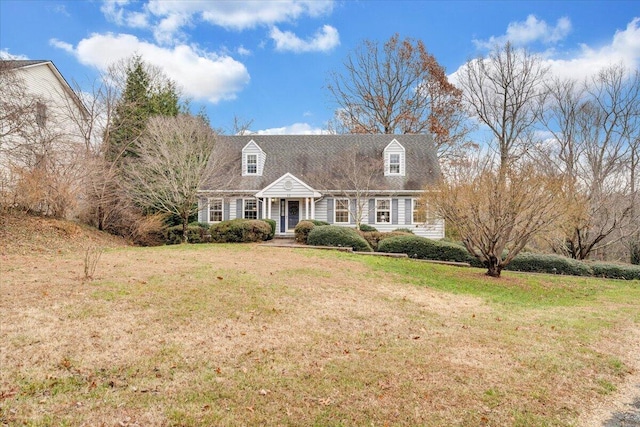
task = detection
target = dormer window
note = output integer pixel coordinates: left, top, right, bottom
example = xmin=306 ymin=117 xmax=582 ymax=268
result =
xmin=389 ymin=154 xmax=400 ymax=174
xmin=242 ymin=140 xmax=265 ymax=176
xmin=246 ymin=154 xmax=257 ymax=174
xmin=384 ymin=139 xmax=405 ymax=176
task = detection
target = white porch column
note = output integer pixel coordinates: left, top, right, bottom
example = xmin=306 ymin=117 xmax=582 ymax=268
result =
xmin=267 ymin=198 xmax=271 ymax=219
xmin=262 ymin=197 xmax=267 ymax=219
xmin=305 ymin=198 xmax=309 ymax=219
xmin=311 ymin=198 xmax=315 ymax=219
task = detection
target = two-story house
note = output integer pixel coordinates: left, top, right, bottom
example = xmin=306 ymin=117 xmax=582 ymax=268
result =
xmin=197 ymin=134 xmax=444 ymax=239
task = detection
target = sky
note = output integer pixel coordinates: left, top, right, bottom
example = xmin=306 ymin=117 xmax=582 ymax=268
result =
xmin=1 ymin=0 xmax=639 ymax=135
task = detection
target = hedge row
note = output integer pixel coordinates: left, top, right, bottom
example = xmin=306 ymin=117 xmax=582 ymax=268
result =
xmin=377 ymin=234 xmax=476 ymax=264
xmin=209 ymin=219 xmax=273 ymax=243
xmin=377 ymin=234 xmax=639 ymax=280
xmin=165 ymin=224 xmax=211 ymax=245
xmin=307 ymin=225 xmax=372 ymax=252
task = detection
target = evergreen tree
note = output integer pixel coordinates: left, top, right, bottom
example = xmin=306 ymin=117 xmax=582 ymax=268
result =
xmin=106 ymin=56 xmax=180 ymax=162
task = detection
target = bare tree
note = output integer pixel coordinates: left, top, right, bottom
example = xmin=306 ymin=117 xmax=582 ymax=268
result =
xmin=457 ymin=42 xmax=548 ymax=172
xmin=431 ymin=155 xmax=564 ymax=277
xmin=536 ymin=65 xmax=640 ymax=260
xmin=123 ymin=115 xmax=230 ymax=242
xmin=320 ymin=145 xmax=384 ymax=228
xmin=327 ymin=34 xmax=469 ymax=159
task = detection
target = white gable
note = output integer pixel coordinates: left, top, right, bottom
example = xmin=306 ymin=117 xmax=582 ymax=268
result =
xmin=383 ymin=139 xmax=406 ymax=176
xmin=255 ymin=173 xmax=321 ymax=198
xmin=242 ymin=140 xmax=266 ymax=176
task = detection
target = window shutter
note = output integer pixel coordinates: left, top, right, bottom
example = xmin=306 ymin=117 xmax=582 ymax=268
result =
xmin=236 ymin=199 xmax=243 ymax=218
xmin=405 ymin=199 xmax=412 ymax=225
xmin=392 ymin=199 xmax=398 ymax=225
xmin=258 ymin=200 xmax=263 ymax=219
xmin=198 ymin=198 xmax=206 ymax=223
xmin=350 ymin=199 xmax=357 ymax=224
xmin=224 ymin=200 xmax=230 ymax=221
xmin=327 ymin=198 xmax=334 ymax=224
xmin=368 ymin=199 xmax=375 ymax=224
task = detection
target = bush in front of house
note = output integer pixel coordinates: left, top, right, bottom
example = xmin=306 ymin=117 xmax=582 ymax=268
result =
xmin=165 ymin=223 xmax=210 ymax=244
xmin=262 ymin=219 xmax=276 ymax=240
xmin=589 ymin=262 xmax=640 ymax=280
xmin=393 ymin=228 xmax=414 ymax=234
xmin=209 ymin=219 xmax=272 ymax=243
xmin=309 ymin=219 xmax=330 ymax=226
xmin=359 ymin=231 xmax=412 ymax=251
xmin=378 ymin=234 xmax=474 ymax=263
xmin=504 ymin=252 xmax=593 ymax=276
xmin=294 ymin=220 xmax=316 ymax=243
xmin=358 ymin=223 xmax=378 ymax=232
xmin=307 ymin=225 xmax=373 ymax=252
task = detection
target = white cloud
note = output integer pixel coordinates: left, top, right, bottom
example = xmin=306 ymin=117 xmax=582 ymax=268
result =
xmin=474 ymin=15 xmax=572 ymax=49
xmin=270 ymin=25 xmax=339 ymax=53
xmin=150 ymin=0 xmax=334 ymax=30
xmin=543 ymin=17 xmax=640 ymax=82
xmin=255 ymin=123 xmax=328 ymax=135
xmin=237 ymin=46 xmax=251 ymax=56
xmin=52 ymin=33 xmax=250 ymax=103
xmin=453 ymin=18 xmax=640 ymax=85
xmin=0 ymin=49 xmax=29 ymax=60
xmin=100 ymin=0 xmax=335 ymax=45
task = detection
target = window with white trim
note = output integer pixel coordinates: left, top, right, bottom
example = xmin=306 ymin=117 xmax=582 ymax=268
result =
xmin=376 ymin=199 xmax=391 ymax=224
xmin=389 ymin=153 xmax=401 ymax=174
xmin=243 ymin=199 xmax=257 ymax=219
xmin=36 ymin=102 xmax=47 ymax=128
xmin=334 ymin=198 xmax=350 ymax=223
xmin=209 ymin=198 xmax=223 ymax=222
xmin=412 ymin=198 xmax=427 ymax=224
xmin=246 ymin=154 xmax=257 ymax=174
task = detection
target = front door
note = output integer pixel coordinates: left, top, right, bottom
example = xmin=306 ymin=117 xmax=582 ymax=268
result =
xmin=287 ymin=200 xmax=299 ymax=230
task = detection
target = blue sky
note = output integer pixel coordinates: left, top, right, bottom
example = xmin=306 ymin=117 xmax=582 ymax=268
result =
xmin=1 ymin=1 xmax=639 ymax=134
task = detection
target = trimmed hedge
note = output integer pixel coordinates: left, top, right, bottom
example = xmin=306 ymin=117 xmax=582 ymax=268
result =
xmin=262 ymin=219 xmax=276 ymax=240
xmin=358 ymin=223 xmax=378 ymax=232
xmin=294 ymin=220 xmax=316 ymax=243
xmin=309 ymin=219 xmax=330 ymax=226
xmin=378 ymin=235 xmax=474 ymax=263
xmin=504 ymin=252 xmax=593 ymax=276
xmin=165 ymin=224 xmax=210 ymax=244
xmin=209 ymin=219 xmax=272 ymax=243
xmin=359 ymin=231 xmax=411 ymax=251
xmin=307 ymin=225 xmax=373 ymax=252
xmin=590 ymin=262 xmax=640 ymax=280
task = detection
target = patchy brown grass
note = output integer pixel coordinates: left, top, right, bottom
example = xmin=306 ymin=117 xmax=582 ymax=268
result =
xmin=0 ymin=219 xmax=638 ymax=426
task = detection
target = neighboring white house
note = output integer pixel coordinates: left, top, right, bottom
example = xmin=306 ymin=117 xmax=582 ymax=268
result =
xmin=0 ymin=60 xmax=88 ymax=216
xmin=198 ymin=134 xmax=444 ymax=239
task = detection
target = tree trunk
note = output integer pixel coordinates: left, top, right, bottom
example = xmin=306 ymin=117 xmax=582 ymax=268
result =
xmin=182 ymin=213 xmax=189 ymax=244
xmin=485 ymin=255 xmax=503 ymax=278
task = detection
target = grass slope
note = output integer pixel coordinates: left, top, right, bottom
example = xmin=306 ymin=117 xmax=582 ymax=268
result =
xmin=1 ymin=242 xmax=638 ymax=426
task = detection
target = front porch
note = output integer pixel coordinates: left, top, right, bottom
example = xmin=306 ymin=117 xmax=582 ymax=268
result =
xmin=255 ymin=173 xmax=322 ymax=235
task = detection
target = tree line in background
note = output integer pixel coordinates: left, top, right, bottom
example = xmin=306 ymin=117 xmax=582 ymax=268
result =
xmin=1 ymin=35 xmax=638 ymax=276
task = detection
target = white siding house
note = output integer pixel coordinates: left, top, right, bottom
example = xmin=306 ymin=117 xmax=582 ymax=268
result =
xmin=198 ymin=135 xmax=444 ymax=239
xmin=0 ymin=60 xmax=88 ymax=217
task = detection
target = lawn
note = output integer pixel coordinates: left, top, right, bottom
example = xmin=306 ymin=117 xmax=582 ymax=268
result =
xmin=1 ymin=243 xmax=639 ymax=426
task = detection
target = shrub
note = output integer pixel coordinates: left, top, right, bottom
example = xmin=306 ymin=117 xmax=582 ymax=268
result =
xmin=165 ymin=224 xmax=210 ymax=244
xmin=504 ymin=252 xmax=592 ymax=276
xmin=307 ymin=225 xmax=373 ymax=252
xmin=378 ymin=235 xmax=474 ymax=263
xmin=394 ymin=228 xmax=414 ymax=234
xmin=209 ymin=219 xmax=272 ymax=243
xmin=359 ymin=231 xmax=411 ymax=251
xmin=358 ymin=223 xmax=378 ymax=232
xmin=262 ymin=219 xmax=276 ymax=240
xmin=294 ymin=220 xmax=315 ymax=243
xmin=309 ymin=219 xmax=330 ymax=226
xmin=590 ymin=262 xmax=640 ymax=280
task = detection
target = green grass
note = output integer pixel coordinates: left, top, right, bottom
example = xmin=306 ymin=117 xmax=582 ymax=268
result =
xmin=2 ymin=244 xmax=638 ymax=426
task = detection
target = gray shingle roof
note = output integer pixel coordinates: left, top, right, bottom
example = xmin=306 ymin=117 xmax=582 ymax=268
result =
xmin=201 ymin=134 xmax=440 ymax=193
xmin=0 ymin=60 xmax=49 ymax=69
